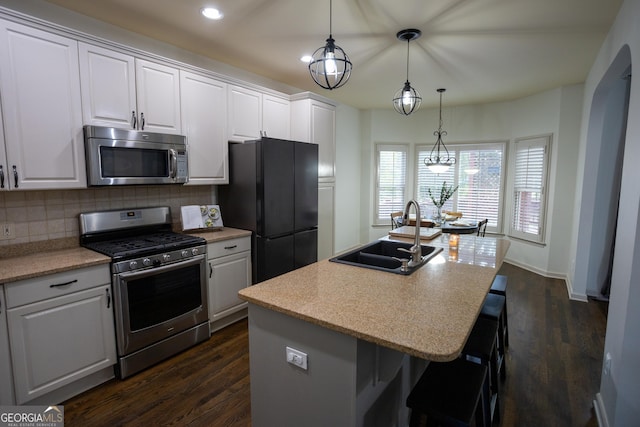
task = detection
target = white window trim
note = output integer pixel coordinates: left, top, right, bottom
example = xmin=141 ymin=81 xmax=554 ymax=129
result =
xmin=509 ymin=134 xmax=551 ymax=244
xmin=374 ymin=143 xmax=409 ymax=226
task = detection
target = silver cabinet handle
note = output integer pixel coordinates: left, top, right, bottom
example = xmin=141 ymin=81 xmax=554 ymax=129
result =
xmin=131 ymin=110 xmax=137 ymax=129
xmin=140 ymin=112 xmax=145 ymax=130
xmin=209 ymin=262 xmax=213 ymax=278
xmin=12 ymin=165 xmax=18 ymax=188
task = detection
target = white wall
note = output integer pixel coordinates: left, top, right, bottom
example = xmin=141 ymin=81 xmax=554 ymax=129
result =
xmin=570 ymin=0 xmax=640 ymax=424
xmin=334 ymin=104 xmax=362 ymax=254
xmin=359 ymin=87 xmax=584 ymax=282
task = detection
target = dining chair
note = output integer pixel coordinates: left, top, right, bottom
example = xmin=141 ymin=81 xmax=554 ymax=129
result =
xmin=477 ymin=219 xmax=488 ymax=237
xmin=390 ymin=211 xmax=404 ymax=229
xmin=444 ymin=211 xmax=463 ymax=219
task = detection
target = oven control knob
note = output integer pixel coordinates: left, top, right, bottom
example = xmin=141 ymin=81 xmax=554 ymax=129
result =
xmin=181 ymin=250 xmax=189 ymax=257
xmin=143 ymin=258 xmax=151 ymax=266
xmin=163 ymin=254 xmax=171 ymax=262
xmin=191 ymin=248 xmax=199 ymax=256
xmin=129 ymin=261 xmax=138 ymax=270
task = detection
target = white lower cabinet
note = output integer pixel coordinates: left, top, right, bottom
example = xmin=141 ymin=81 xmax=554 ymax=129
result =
xmin=5 ymin=265 xmax=116 ymax=404
xmin=207 ymin=237 xmax=251 ymax=332
xmin=0 ymin=285 xmax=15 ymax=404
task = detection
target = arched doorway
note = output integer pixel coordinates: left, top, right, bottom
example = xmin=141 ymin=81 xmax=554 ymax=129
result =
xmin=573 ymin=46 xmax=631 ymax=299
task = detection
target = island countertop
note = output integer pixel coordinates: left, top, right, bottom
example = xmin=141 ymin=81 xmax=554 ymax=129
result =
xmin=239 ymin=234 xmax=510 ymax=361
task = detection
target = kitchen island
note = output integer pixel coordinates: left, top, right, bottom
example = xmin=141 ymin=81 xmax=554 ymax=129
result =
xmin=239 ymin=234 xmax=509 ymax=427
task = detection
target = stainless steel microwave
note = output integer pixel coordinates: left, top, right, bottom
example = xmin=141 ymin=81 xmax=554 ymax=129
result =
xmin=84 ymin=125 xmax=188 ymax=186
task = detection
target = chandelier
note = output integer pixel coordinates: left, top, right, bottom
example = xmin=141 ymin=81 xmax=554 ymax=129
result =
xmin=308 ymin=0 xmax=352 ymax=90
xmin=425 ymin=88 xmax=456 ymax=173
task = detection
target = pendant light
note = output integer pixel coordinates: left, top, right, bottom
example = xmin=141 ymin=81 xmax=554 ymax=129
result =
xmin=309 ymin=0 xmax=352 ymax=90
xmin=425 ymin=88 xmax=456 ymax=173
xmin=393 ymin=29 xmax=422 ymax=115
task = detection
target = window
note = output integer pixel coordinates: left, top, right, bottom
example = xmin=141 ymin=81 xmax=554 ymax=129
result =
xmin=416 ymin=143 xmax=506 ymax=232
xmin=510 ymin=135 xmax=550 ymax=243
xmin=375 ymin=144 xmax=408 ymax=224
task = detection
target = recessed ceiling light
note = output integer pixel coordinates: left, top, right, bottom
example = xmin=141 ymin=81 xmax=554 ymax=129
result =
xmin=201 ymin=7 xmax=223 ymax=20
xmin=300 ymin=55 xmax=313 ymax=63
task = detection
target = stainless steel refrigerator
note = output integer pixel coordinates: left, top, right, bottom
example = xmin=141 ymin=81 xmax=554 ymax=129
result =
xmin=219 ymin=137 xmax=318 ymax=283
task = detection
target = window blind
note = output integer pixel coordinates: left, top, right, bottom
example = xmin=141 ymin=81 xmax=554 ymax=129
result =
xmin=375 ymin=144 xmax=408 ymax=223
xmin=510 ymin=136 xmax=549 ymax=243
xmin=416 ymin=143 xmax=504 ymax=230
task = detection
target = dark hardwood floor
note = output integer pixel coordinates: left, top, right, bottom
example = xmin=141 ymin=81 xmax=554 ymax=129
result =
xmin=62 ymin=262 xmax=608 ymax=427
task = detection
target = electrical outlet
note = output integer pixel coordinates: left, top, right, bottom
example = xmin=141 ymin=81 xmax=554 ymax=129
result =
xmin=286 ymin=346 xmax=308 ymax=370
xmin=0 ymin=223 xmax=14 ymax=240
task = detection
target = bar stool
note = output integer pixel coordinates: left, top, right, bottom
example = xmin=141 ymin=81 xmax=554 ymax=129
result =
xmin=406 ymin=358 xmax=490 ymax=427
xmin=490 ymin=275 xmax=509 ymax=348
xmin=479 ymin=293 xmax=507 ymax=381
xmin=462 ymin=317 xmax=501 ymax=425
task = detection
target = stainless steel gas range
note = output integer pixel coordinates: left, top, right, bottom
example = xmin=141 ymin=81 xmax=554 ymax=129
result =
xmin=79 ymin=206 xmax=209 ymax=379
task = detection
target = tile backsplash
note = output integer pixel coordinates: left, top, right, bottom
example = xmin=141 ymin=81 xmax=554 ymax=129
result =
xmin=0 ymin=186 xmax=215 ymax=247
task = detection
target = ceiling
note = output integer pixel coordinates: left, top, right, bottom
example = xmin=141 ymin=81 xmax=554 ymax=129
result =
xmin=41 ymin=0 xmax=623 ymax=110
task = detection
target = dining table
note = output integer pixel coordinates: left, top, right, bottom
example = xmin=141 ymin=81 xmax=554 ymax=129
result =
xmin=405 ymin=214 xmax=479 ymax=234
xmin=440 ymin=220 xmax=479 ymax=234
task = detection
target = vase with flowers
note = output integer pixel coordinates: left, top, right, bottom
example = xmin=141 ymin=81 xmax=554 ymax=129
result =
xmin=427 ymin=181 xmax=458 ymax=225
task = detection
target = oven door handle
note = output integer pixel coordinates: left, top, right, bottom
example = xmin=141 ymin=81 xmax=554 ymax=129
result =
xmin=118 ymin=254 xmax=205 ymax=281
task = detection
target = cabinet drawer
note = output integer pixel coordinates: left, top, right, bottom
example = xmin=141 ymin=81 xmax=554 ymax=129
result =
xmin=5 ymin=265 xmax=111 ymax=308
xmin=207 ymin=237 xmax=250 ymax=259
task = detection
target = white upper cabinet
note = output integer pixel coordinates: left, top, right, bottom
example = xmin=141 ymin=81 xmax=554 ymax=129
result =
xmin=180 ymin=71 xmax=228 ymax=185
xmin=291 ymin=95 xmax=336 ymax=180
xmin=228 ymin=85 xmax=262 ymax=141
xmin=79 ymin=43 xmax=181 ymax=134
xmin=135 ymin=59 xmax=181 ymax=134
xmin=262 ymin=94 xmax=291 ymax=140
xmin=79 ymin=43 xmax=136 ymax=129
xmin=228 ymin=85 xmax=290 ymax=141
xmin=0 ymin=20 xmax=85 ymax=190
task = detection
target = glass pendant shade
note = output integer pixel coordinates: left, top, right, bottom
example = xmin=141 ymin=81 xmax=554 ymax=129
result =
xmin=309 ymin=0 xmax=352 ymax=90
xmin=309 ymin=36 xmax=352 ymax=90
xmin=393 ymin=81 xmax=421 ymax=115
xmin=425 ymin=88 xmax=456 ymax=173
xmin=393 ymin=29 xmax=422 ymax=115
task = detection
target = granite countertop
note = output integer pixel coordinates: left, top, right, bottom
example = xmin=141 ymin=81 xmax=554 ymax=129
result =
xmin=239 ymin=234 xmax=510 ymax=361
xmin=185 ymin=227 xmax=252 ymax=242
xmin=0 ymin=227 xmax=252 ymax=284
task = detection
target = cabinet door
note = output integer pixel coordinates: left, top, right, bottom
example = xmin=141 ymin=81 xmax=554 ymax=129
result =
xmin=262 ymin=94 xmax=290 ymax=140
xmin=7 ymin=285 xmax=116 ymax=404
xmin=180 ymin=71 xmax=228 ymax=185
xmin=0 ymin=286 xmax=15 ymax=404
xmin=0 ymin=101 xmax=7 ymax=192
xmin=135 ymin=59 xmax=181 ymax=134
xmin=79 ymin=43 xmax=137 ymax=129
xmin=318 ymin=183 xmax=335 ymax=260
xmin=311 ymin=101 xmax=336 ymax=179
xmin=228 ymin=85 xmax=262 ymax=141
xmin=208 ymin=251 xmax=251 ymax=321
xmin=0 ymin=20 xmax=85 ymax=189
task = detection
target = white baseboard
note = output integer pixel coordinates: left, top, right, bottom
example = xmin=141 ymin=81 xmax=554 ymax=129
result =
xmin=594 ymin=393 xmax=610 ymax=427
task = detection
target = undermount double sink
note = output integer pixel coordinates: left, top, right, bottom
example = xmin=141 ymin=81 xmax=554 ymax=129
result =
xmin=329 ymin=240 xmax=442 ymax=275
